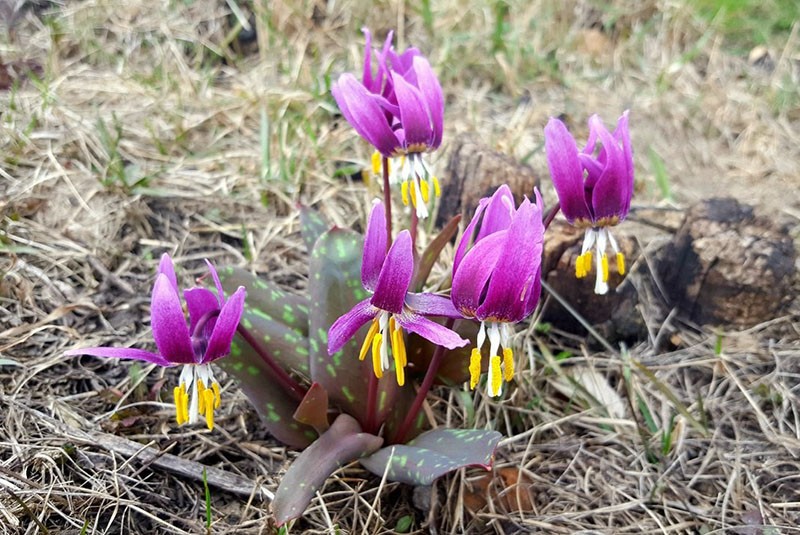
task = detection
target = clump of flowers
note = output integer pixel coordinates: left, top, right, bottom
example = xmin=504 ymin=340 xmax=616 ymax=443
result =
xmin=545 ymin=112 xmax=634 ymax=294
xmin=65 ymin=28 xmax=634 ymax=526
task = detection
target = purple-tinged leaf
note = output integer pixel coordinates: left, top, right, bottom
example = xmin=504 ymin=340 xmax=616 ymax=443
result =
xmin=413 ymin=214 xmax=461 ymax=292
xmin=273 ymin=414 xmax=383 ymax=526
xmin=360 ymin=428 xmax=502 ymax=486
xmin=293 ymin=382 xmax=330 ymax=435
xmin=299 ymin=205 xmax=330 ymax=256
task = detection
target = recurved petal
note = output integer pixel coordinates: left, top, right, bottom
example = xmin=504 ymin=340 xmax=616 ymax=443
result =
xmin=362 ymin=201 xmax=388 ymax=292
xmin=395 ymin=313 xmax=468 ymax=350
xmin=405 ymin=292 xmax=464 ymax=319
xmin=64 ymin=346 xmax=171 ymax=367
xmin=391 ymin=71 xmax=434 ymax=148
xmin=453 ymin=198 xmax=488 ymax=275
xmin=327 ymin=298 xmax=376 ymax=355
xmin=477 ymin=198 xmax=544 ymax=323
xmin=589 ymin=115 xmax=630 ymax=221
xmin=371 ymin=230 xmax=414 ymax=314
xmin=361 ymin=27 xmax=376 ymax=91
xmin=544 ymin=117 xmax=591 ymax=224
xmin=205 ymin=259 xmax=225 ymax=306
xmin=522 ymin=266 xmax=543 ymax=319
xmin=332 ymin=74 xmax=399 ymax=156
xmin=412 ymin=56 xmax=444 ymax=149
xmin=157 ymin=253 xmax=178 ymax=292
xmin=203 ymin=285 xmax=246 ymax=363
xmin=451 ymin=231 xmax=506 ymax=316
xmin=614 ymin=110 xmax=634 ymax=217
xmin=184 ymin=287 xmax=219 ymax=335
xmin=475 ymin=185 xmax=515 ymax=243
xmin=151 ymin=273 xmax=195 ymax=364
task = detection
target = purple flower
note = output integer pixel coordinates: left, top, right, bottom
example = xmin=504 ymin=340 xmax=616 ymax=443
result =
xmin=65 ymin=254 xmax=246 ymax=430
xmin=451 ymin=185 xmax=545 ymax=397
xmin=327 ymin=201 xmax=467 ymax=385
xmin=332 ymin=28 xmax=444 ymax=219
xmin=545 ymin=111 xmax=633 ymax=294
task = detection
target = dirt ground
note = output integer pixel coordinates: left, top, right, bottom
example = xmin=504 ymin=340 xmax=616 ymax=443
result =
xmin=1 ymin=1 xmax=800 ymax=534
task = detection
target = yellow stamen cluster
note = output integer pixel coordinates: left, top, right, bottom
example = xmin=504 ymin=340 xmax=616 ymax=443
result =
xmin=467 ymin=345 xmax=516 ymax=396
xmin=575 ymin=250 xmax=626 ymax=281
xmin=400 ymin=176 xmax=441 ymax=208
xmin=173 ymin=378 xmax=221 ymax=430
xmin=358 ymin=316 xmax=408 ymax=386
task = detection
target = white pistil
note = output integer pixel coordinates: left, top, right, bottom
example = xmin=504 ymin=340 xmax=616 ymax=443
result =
xmin=594 ymin=228 xmax=609 ymax=295
xmin=487 ymin=323 xmax=502 ymax=397
xmin=378 ymin=312 xmax=391 ymax=373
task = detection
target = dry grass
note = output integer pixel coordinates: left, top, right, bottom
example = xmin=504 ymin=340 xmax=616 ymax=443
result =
xmin=1 ymin=0 xmax=799 ymax=533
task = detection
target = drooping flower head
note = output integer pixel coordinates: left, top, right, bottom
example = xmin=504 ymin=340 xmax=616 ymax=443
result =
xmin=545 ymin=111 xmax=633 ymax=294
xmin=451 ymin=185 xmax=545 ymax=397
xmin=327 ymin=201 xmax=467 ymax=385
xmin=331 ymin=28 xmax=444 ymax=218
xmin=65 ymin=254 xmax=246 ymax=430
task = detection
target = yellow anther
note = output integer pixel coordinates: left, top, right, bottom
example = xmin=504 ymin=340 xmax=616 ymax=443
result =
xmin=197 ymin=379 xmax=206 ymax=415
xmin=469 ymin=348 xmax=482 ymax=390
xmin=180 ymin=387 xmax=189 ymax=424
xmin=420 ymin=179 xmax=430 ymax=203
xmin=575 ymin=254 xmax=585 ymax=279
xmin=401 ymin=181 xmax=410 ymax=206
xmin=409 ymin=181 xmax=417 ymax=208
xmin=174 ymin=385 xmax=185 ymax=425
xmin=358 ymin=319 xmax=380 ymax=361
xmin=616 ymin=252 xmax=626 ymax=276
xmin=584 ymin=251 xmax=592 ymax=270
xmin=502 ymin=347 xmax=514 ymax=382
xmin=371 ymin=151 xmax=382 ymax=175
xmin=601 ymin=254 xmax=609 ymax=283
xmin=489 ymin=355 xmax=502 ymax=397
xmin=371 ymin=333 xmax=384 ymax=379
xmin=392 ymin=326 xmax=406 ymax=387
xmin=212 ymin=382 xmax=221 ymax=409
xmin=432 ymin=176 xmax=441 ymax=197
xmin=203 ymin=389 xmax=215 ymax=430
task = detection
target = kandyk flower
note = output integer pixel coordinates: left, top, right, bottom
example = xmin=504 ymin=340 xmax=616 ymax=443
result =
xmin=65 ymin=254 xmax=246 ymax=430
xmin=451 ymin=185 xmax=545 ymax=397
xmin=331 ymin=28 xmax=444 ymax=218
xmin=544 ymin=111 xmax=633 ymax=295
xmin=327 ymin=201 xmax=467 ymax=385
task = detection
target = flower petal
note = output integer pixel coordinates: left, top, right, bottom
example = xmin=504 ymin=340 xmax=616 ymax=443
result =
xmin=475 ymin=185 xmax=515 ymax=243
xmin=362 ymin=201 xmax=388 ymax=292
xmin=544 ymin=117 xmax=591 ymax=224
xmin=477 ymin=198 xmax=544 ymax=322
xmin=203 ymin=285 xmax=246 ymax=363
xmin=150 ymin=273 xmax=195 ymax=364
xmin=614 ymin=110 xmax=634 ymax=217
xmin=395 ymin=313 xmax=468 ymax=350
xmin=589 ymin=115 xmax=629 ymax=221
xmin=370 ymin=230 xmax=414 ymax=314
xmin=451 ymin=231 xmax=506 ymax=316
xmin=405 ymin=292 xmax=464 ymax=318
xmin=327 ymin=298 xmax=377 ymax=355
xmin=158 ymin=253 xmax=178 ymax=293
xmin=332 ymin=74 xmax=399 ymax=156
xmin=391 ymin=71 xmax=433 ymax=148
xmin=205 ymin=259 xmax=225 ymax=306
xmin=453 ymin=197 xmax=488 ymax=275
xmin=412 ymin=56 xmax=444 ymax=149
xmin=184 ymin=287 xmax=219 ymax=335
xmin=64 ymin=346 xmax=171 ymax=367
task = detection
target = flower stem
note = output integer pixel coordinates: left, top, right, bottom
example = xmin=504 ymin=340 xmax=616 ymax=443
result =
xmin=235 ymin=324 xmax=307 ymax=401
xmin=543 ymin=201 xmax=561 ymax=230
xmin=391 ymin=318 xmax=456 ymax=445
xmin=382 ymin=155 xmax=392 ymax=250
xmin=410 ymin=208 xmax=419 ymax=250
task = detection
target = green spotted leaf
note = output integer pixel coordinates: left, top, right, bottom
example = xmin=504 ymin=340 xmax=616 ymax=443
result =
xmin=299 ymin=205 xmax=330 ymax=255
xmin=359 ymin=428 xmax=502 ymax=486
xmin=273 ymin=414 xmax=383 ymax=526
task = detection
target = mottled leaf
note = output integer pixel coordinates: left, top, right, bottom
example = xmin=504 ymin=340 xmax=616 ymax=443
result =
xmin=360 ymin=428 xmax=502 ymax=485
xmin=293 ymin=382 xmax=330 ymax=434
xmin=218 ymin=344 xmax=315 ymax=448
xmin=412 ymin=214 xmax=461 ymax=292
xmin=299 ymin=205 xmax=330 ymax=255
xmin=273 ymin=414 xmax=383 ymax=525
